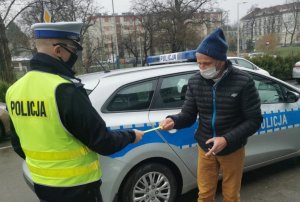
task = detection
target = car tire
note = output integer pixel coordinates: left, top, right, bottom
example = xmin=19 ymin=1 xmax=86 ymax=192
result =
xmin=296 ymin=79 xmax=300 ymax=84
xmin=119 ymin=163 xmax=178 ymax=202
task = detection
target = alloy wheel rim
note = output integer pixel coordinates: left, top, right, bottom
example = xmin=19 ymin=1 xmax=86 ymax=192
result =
xmin=132 ymin=171 xmax=171 ymax=202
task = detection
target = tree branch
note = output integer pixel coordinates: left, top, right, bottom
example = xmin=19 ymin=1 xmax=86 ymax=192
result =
xmin=3 ymin=0 xmax=17 ymax=21
xmin=5 ymin=1 xmax=37 ymax=29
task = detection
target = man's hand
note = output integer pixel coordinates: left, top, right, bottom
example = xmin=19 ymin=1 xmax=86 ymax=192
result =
xmin=205 ymin=137 xmax=227 ymax=157
xmin=159 ymin=118 xmax=175 ymax=130
xmin=133 ymin=130 xmax=144 ymax=143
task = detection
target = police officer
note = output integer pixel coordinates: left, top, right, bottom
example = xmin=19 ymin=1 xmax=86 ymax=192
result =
xmin=6 ymin=22 xmax=144 ymax=202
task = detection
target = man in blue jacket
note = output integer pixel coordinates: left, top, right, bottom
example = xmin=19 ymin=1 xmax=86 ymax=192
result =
xmin=160 ymin=28 xmax=262 ymax=202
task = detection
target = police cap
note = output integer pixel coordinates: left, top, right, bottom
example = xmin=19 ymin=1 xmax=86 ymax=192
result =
xmin=32 ymin=22 xmax=83 ymax=50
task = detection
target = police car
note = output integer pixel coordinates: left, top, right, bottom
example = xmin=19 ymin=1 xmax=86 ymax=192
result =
xmin=23 ymin=50 xmax=300 ymax=202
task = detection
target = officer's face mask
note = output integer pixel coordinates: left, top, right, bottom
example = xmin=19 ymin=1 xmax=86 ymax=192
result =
xmin=64 ymin=51 xmax=78 ymax=69
xmin=53 ymin=43 xmax=79 ymax=69
xmin=199 ymin=66 xmax=220 ymax=79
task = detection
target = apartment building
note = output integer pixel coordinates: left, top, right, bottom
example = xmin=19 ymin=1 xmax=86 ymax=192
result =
xmin=83 ymin=12 xmax=142 ymax=64
xmin=240 ymin=2 xmax=300 ymax=50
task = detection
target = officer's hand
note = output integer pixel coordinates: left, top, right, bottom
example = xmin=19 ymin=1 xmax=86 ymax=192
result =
xmin=205 ymin=137 xmax=227 ymax=157
xmin=160 ymin=118 xmax=175 ymax=130
xmin=133 ymin=130 xmax=144 ymax=144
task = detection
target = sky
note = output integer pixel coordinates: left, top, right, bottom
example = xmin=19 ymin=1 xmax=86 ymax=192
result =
xmin=96 ymin=0 xmax=288 ymax=24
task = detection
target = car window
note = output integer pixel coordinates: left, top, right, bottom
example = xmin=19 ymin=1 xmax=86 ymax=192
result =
xmin=229 ymin=59 xmax=238 ymax=65
xmin=106 ymin=80 xmax=156 ymax=112
xmin=152 ymin=73 xmax=194 ymax=109
xmin=252 ymin=75 xmax=284 ymax=104
xmin=237 ymin=59 xmax=254 ymax=70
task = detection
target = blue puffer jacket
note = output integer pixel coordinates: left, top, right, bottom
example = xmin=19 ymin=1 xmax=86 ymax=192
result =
xmin=169 ymin=62 xmax=263 ymax=155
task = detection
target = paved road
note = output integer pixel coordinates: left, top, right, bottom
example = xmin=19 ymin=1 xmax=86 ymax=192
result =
xmin=178 ymin=157 xmax=300 ymax=202
xmin=2 ymin=141 xmax=300 ymax=202
xmin=0 ymin=142 xmax=38 ymax=202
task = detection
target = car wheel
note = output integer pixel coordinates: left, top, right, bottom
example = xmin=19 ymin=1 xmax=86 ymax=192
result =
xmin=119 ymin=163 xmax=178 ymax=202
xmin=296 ymin=78 xmax=300 ymax=84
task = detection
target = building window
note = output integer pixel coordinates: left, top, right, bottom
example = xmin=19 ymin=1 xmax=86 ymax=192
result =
xmin=116 ymin=16 xmax=120 ymax=23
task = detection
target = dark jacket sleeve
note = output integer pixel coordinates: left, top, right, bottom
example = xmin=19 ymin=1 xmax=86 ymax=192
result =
xmin=10 ymin=119 xmax=26 ymax=159
xmin=223 ymin=78 xmax=263 ymax=146
xmin=168 ymin=80 xmax=198 ymax=129
xmin=56 ymin=83 xmax=136 ymax=156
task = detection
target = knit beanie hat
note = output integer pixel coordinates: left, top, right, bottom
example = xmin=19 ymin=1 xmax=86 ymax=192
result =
xmin=196 ymin=28 xmax=228 ymax=61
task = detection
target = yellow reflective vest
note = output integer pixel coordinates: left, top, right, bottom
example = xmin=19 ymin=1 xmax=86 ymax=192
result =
xmin=6 ymin=71 xmax=101 ymax=187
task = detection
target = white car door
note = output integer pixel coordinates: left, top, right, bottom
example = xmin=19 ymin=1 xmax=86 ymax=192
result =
xmin=148 ymin=72 xmax=198 ymax=177
xmin=245 ymin=73 xmax=300 ymax=168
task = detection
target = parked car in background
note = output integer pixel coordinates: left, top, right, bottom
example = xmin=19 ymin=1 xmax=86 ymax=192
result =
xmin=292 ymin=61 xmax=300 ymax=84
xmin=23 ymin=50 xmax=300 ymax=202
xmin=248 ymin=52 xmax=277 ymax=59
xmin=248 ymin=52 xmax=266 ymax=58
xmin=0 ymin=102 xmax=11 ymax=140
xmin=228 ymin=57 xmax=270 ymax=76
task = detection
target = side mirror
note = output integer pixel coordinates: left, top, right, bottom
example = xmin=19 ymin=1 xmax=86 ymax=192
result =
xmin=286 ymin=91 xmax=299 ymax=103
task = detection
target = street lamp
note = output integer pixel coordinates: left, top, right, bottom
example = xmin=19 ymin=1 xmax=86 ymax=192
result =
xmin=237 ymin=1 xmax=247 ymax=57
xmin=111 ymin=0 xmax=120 ymax=68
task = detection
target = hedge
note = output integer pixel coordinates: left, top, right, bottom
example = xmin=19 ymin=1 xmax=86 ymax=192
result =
xmin=249 ymin=55 xmax=300 ymax=80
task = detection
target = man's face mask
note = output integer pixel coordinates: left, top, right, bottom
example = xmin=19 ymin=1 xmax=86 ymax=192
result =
xmin=199 ymin=66 xmax=220 ymax=79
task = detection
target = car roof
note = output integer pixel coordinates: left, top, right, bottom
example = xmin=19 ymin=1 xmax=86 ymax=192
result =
xmin=228 ymin=57 xmax=248 ymax=60
xmin=78 ymin=62 xmax=267 ymax=90
xmin=79 ymin=62 xmax=199 ymax=81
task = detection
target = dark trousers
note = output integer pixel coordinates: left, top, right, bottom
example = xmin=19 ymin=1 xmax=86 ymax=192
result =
xmin=34 ymin=180 xmax=103 ymax=202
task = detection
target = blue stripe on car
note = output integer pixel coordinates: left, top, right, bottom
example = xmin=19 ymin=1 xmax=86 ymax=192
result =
xmin=109 ymin=108 xmax=300 ymax=158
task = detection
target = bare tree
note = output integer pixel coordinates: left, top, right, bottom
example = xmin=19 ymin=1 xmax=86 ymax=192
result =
xmin=245 ymin=6 xmax=260 ymax=49
xmin=20 ymin=0 xmax=99 ymax=72
xmin=282 ymin=15 xmax=289 ymax=46
xmin=255 ymin=33 xmax=279 ymax=52
xmin=0 ymin=0 xmax=36 ymax=83
xmin=0 ymin=0 xmax=99 ymax=82
xmin=132 ymin=1 xmax=161 ymax=65
xmin=266 ymin=11 xmax=280 ymax=34
xmin=82 ymin=32 xmax=110 ymax=72
xmin=132 ymin=0 xmax=214 ymax=53
xmin=282 ymin=1 xmax=300 ymax=46
xmin=122 ymin=28 xmax=140 ymax=67
xmin=7 ymin=22 xmax=30 ymax=56
xmin=21 ymin=0 xmax=97 ymax=34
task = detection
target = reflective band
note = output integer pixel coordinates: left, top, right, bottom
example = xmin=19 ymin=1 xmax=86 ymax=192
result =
xmin=23 ymin=147 xmax=91 ymax=160
xmin=28 ymin=160 xmax=99 ymax=177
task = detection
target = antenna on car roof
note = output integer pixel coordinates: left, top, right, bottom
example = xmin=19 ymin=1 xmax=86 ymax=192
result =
xmin=95 ymin=59 xmax=110 ymax=73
